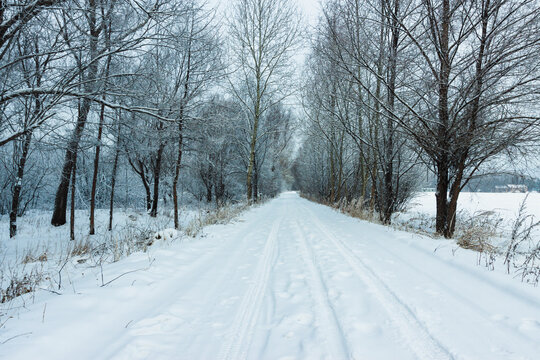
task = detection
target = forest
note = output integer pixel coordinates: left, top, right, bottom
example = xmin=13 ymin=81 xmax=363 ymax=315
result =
xmin=0 ymin=0 xmax=297 ymax=241
xmin=1 ymin=0 xmax=540 ymax=241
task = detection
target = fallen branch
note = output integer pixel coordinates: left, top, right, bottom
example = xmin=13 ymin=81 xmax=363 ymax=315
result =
xmin=100 ymin=259 xmax=155 ymax=288
xmin=1 ymin=332 xmax=32 ymax=344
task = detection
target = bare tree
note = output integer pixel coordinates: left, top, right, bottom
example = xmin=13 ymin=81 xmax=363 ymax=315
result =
xmin=300 ymin=0 xmax=540 ymax=235
xmin=89 ymin=11 xmax=112 ymax=235
xmin=299 ymin=0 xmax=419 ymax=223
xmin=228 ymin=0 xmax=301 ymax=203
xmin=170 ymin=1 xmax=222 ymax=229
xmin=49 ymin=0 xmax=175 ymax=226
xmin=392 ymin=0 xmax=540 ymax=237
xmin=8 ymin=31 xmax=52 ymax=237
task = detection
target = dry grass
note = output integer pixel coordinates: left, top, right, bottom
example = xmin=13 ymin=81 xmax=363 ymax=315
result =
xmin=457 ymin=232 xmax=497 ymax=252
xmin=453 ymin=211 xmax=501 ymax=269
xmin=334 ymin=197 xmax=378 ymax=222
xmin=21 ymin=252 xmax=48 ymax=264
xmin=1 ymin=270 xmax=42 ymax=304
xmin=456 ymin=212 xmax=500 ymax=253
xmin=300 ymin=193 xmax=378 ymax=223
xmin=504 ymin=195 xmax=540 ymax=285
xmin=70 ymin=238 xmax=92 ymax=257
xmin=185 ymin=203 xmax=249 ymax=238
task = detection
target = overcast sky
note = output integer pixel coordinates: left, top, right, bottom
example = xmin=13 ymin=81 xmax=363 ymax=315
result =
xmin=206 ymin=0 xmax=320 ymax=101
xmin=203 ymin=0 xmax=320 ymax=150
xmin=207 ymin=0 xmax=321 ymax=27
xmin=296 ymin=0 xmax=322 ymax=25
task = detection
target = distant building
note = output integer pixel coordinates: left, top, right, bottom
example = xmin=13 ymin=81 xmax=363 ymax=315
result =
xmin=494 ymin=184 xmax=528 ymax=193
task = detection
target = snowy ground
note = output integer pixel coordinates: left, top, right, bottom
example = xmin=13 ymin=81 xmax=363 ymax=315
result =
xmin=1 ymin=192 xmax=539 ymax=359
xmin=0 ymin=207 xmax=203 ymax=302
xmin=402 ymin=191 xmax=540 ymax=230
xmin=409 ymin=192 xmax=538 ymax=217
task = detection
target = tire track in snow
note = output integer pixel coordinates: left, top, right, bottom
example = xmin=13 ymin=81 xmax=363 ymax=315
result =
xmin=390 ymin=236 xmax=540 ymax=308
xmin=349 ymin=228 xmax=540 ymax=351
xmin=303 ymin=206 xmax=454 ymax=360
xmin=102 ymin=214 xmax=271 ymax=359
xmin=218 ymin=216 xmax=282 ymax=360
xmin=171 ymin=219 xmax=280 ymax=357
xmin=292 ymin=219 xmax=351 ymax=359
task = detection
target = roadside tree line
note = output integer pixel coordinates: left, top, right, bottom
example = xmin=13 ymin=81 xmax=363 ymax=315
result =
xmin=294 ymin=0 xmax=540 ymax=237
xmin=0 ymin=0 xmax=300 ymax=238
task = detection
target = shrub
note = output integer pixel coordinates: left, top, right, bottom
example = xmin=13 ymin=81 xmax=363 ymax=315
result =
xmin=504 ymin=195 xmax=540 ymax=285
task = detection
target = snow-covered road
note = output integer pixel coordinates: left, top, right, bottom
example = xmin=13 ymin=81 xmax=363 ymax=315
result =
xmin=2 ymin=192 xmax=540 ymax=359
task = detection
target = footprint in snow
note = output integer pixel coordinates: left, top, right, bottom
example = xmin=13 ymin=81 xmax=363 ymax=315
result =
xmin=277 ymin=291 xmax=291 ymax=299
xmin=129 ymin=314 xmax=184 ymax=336
xmin=352 ymin=321 xmax=382 ymax=336
xmin=219 ymin=295 xmax=240 ymax=306
xmin=332 ymin=271 xmax=353 ymax=280
xmin=490 ymin=314 xmax=509 ymax=322
xmin=519 ymin=318 xmax=540 ymax=338
xmin=327 ymin=288 xmax=342 ymax=301
xmin=294 ymin=312 xmax=314 ymax=325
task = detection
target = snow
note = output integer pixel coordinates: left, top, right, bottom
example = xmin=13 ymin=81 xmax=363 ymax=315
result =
xmin=406 ymin=191 xmax=540 ymax=224
xmin=1 ymin=192 xmax=540 ymax=359
xmin=394 ymin=192 xmax=540 ymax=242
xmin=0 ymin=208 xmax=199 ymax=299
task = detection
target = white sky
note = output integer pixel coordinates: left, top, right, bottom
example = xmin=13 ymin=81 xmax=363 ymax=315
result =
xmin=206 ymin=0 xmax=321 ymax=102
xmin=296 ymin=0 xmax=322 ymax=26
xmin=204 ymin=0 xmax=319 ymax=151
xmin=206 ymin=0 xmax=321 ymax=27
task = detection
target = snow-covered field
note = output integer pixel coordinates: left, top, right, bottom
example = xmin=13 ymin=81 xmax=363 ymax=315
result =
xmin=396 ymin=191 xmax=540 ymax=237
xmin=0 ymin=208 xmax=191 ymax=262
xmin=0 ymin=204 xmax=224 ymax=325
xmin=408 ymin=191 xmax=540 ymax=222
xmin=1 ymin=192 xmax=539 ymax=359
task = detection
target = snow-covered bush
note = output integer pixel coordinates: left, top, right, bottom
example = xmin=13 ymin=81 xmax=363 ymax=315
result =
xmin=336 ymin=197 xmax=376 ymax=222
xmin=185 ymin=202 xmax=249 ymax=238
xmin=456 ymin=211 xmax=501 ymax=252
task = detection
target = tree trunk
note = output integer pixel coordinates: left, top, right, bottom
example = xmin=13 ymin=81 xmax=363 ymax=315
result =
xmin=173 ymin=26 xmax=191 ymax=228
xmin=329 ymin=145 xmax=336 ymax=202
xmin=215 ymin=173 xmax=225 ymax=207
xmin=90 ymin=44 xmax=112 ymax=235
xmin=89 ymin=101 xmax=106 ymax=235
xmin=435 ymin=160 xmax=449 ymax=236
xmin=51 ymin=99 xmax=91 ymax=226
xmin=9 ymin=130 xmax=32 ymax=238
xmin=369 ymin=152 xmax=377 ymax=212
xmin=150 ymin=143 xmax=164 ymax=217
xmin=129 ymin=158 xmax=152 ymax=211
xmin=70 ymin=152 xmax=77 ymax=241
xmin=446 ymin=153 xmax=468 ymax=237
xmin=381 ymin=0 xmax=400 ymax=225
xmin=252 ymin=157 xmax=258 ymax=202
xmin=51 ymin=1 xmax=100 ymax=227
xmin=173 ymin=120 xmax=184 ymax=228
xmin=246 ymin=73 xmax=262 ymax=204
xmin=246 ymin=115 xmax=259 ymax=204
xmin=144 ymin=180 xmax=151 ymax=210
xmin=435 ymin=0 xmax=451 ymax=237
xmin=206 ymin=184 xmax=213 ymax=203
xmin=108 ymin=122 xmax=121 ymax=231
